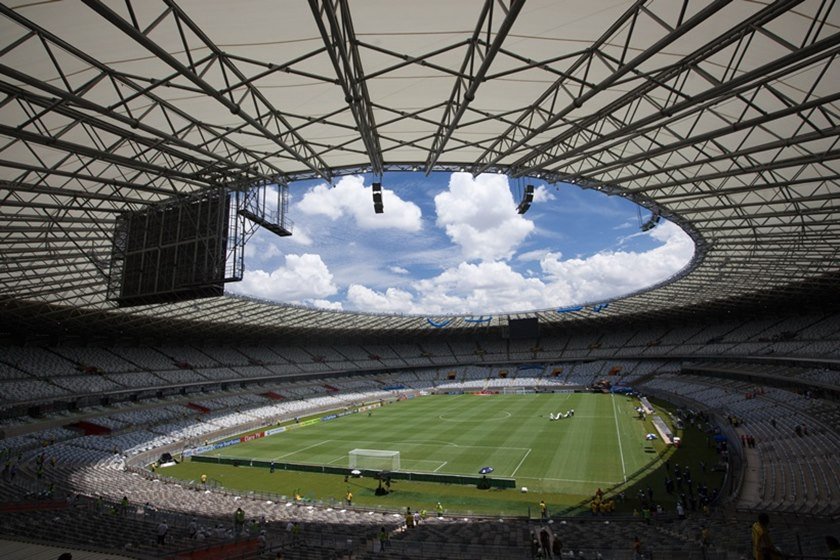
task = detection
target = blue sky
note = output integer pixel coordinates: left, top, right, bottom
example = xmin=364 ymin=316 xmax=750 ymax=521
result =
xmin=228 ymin=172 xmax=694 ymax=315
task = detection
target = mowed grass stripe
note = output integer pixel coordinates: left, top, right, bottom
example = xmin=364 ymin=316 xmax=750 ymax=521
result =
xmin=198 ymin=394 xmax=659 ymax=494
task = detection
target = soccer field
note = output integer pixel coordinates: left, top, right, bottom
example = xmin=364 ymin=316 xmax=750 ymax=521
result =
xmin=197 ymin=393 xmax=659 ymax=495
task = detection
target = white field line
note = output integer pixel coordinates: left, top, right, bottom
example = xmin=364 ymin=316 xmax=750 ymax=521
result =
xmin=518 ymin=476 xmax=621 ymax=485
xmin=510 ymin=448 xmax=532 ymax=478
xmin=611 ymin=394 xmax=627 ymax=482
xmin=326 ymin=455 xmax=346 ymax=465
xmin=276 ymin=439 xmax=331 ymax=460
xmin=433 ymin=461 xmax=448 ymax=473
xmin=348 ymin=439 xmax=530 ymax=451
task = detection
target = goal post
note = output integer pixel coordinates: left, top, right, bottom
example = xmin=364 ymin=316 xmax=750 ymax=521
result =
xmin=348 ymin=449 xmax=400 ymax=471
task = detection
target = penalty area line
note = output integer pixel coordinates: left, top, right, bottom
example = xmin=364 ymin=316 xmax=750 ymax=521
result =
xmin=433 ymin=461 xmax=448 ymax=473
xmin=510 ymin=448 xmax=532 ymax=477
xmin=275 ymin=439 xmax=331 ymax=460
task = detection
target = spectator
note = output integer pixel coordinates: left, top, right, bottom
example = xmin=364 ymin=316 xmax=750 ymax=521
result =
xmin=188 ymin=517 xmax=198 ymax=538
xmin=378 ymin=526 xmax=389 ymax=552
xmin=291 ymin=521 xmax=302 ymax=545
xmin=156 ymin=520 xmax=168 ymax=545
xmin=752 ymin=513 xmax=784 ymax=560
xmin=700 ymin=525 xmax=710 ymax=549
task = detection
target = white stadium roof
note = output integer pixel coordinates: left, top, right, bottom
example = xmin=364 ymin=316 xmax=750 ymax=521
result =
xmin=1 ymin=0 xmax=838 ymax=339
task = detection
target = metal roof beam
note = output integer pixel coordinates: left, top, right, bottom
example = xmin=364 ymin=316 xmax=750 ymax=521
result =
xmin=423 ymin=0 xmax=526 ymax=173
xmin=603 ymin=124 xmax=840 ymax=187
xmin=624 ymin=148 xmax=840 ymax=194
xmin=80 ymin=0 xmax=332 ymax=183
xmin=0 ymin=5 xmax=286 ymax=185
xmin=0 ymin=65 xmax=274 ymax=187
xmin=551 ymin=88 xmax=840 ymax=184
xmin=0 ymin=124 xmax=212 ymax=188
xmin=309 ymin=0 xmax=384 ymax=175
xmin=471 ymin=0 xmax=734 ymax=174
xmin=513 ymin=0 xmax=819 ymax=175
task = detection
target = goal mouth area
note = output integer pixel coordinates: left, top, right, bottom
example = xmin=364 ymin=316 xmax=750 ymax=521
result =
xmin=348 ymin=449 xmax=401 ymax=471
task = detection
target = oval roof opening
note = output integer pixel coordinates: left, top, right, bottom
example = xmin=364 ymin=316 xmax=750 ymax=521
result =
xmin=227 ymin=171 xmax=695 ymax=315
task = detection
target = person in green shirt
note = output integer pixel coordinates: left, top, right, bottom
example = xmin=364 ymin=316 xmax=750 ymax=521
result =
xmin=378 ymin=527 xmax=389 ymax=552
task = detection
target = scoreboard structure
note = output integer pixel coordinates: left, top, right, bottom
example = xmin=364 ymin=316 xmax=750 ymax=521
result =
xmin=108 ymin=190 xmax=231 ymax=307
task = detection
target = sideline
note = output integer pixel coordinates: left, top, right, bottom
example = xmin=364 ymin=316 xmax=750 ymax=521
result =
xmin=611 ymin=394 xmax=627 ymax=482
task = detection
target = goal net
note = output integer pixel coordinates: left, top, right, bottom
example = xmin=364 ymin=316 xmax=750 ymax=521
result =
xmin=348 ymin=449 xmax=400 ymax=471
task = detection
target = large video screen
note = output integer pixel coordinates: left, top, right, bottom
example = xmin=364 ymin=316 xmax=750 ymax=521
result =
xmin=508 ymin=317 xmax=539 ymax=339
xmin=110 ymin=193 xmax=229 ymax=307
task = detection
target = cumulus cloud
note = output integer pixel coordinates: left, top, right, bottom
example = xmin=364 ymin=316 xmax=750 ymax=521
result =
xmin=539 ymin=220 xmax=694 ymax=305
xmin=346 ymin=284 xmax=415 ymax=314
xmin=243 ymin=229 xmax=282 ymax=262
xmin=229 ymin=253 xmax=338 ymax=304
xmin=343 ymin=220 xmax=694 ymax=314
xmin=311 ymin=299 xmax=343 ymax=311
xmin=412 ymin=261 xmax=548 ymax=314
xmin=233 ymin=172 xmax=696 ymax=316
xmin=517 ymin=249 xmax=552 ymax=263
xmin=532 ymin=185 xmax=555 ymax=203
xmin=297 ymin=175 xmax=422 ymax=231
xmin=434 ymin=173 xmax=534 ymax=261
xmin=287 ymin=226 xmax=314 ymax=246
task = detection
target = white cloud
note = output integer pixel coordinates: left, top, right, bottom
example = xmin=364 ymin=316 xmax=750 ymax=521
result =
xmin=342 ymin=220 xmax=694 ymax=314
xmin=346 ymin=284 xmax=415 ymax=314
xmin=235 ymin=173 xmax=696 ymax=316
xmin=434 ymin=173 xmax=534 ymax=261
xmin=296 ymin=175 xmax=422 ymax=231
xmin=412 ymin=261 xmax=548 ymax=314
xmin=517 ymin=249 xmax=553 ymax=262
xmin=229 ymin=253 xmax=338 ymax=303
xmin=311 ymin=299 xmax=343 ymax=311
xmin=288 ymin=226 xmax=314 ymax=246
xmin=532 ymin=185 xmax=555 ymax=203
xmin=243 ymin=229 xmax=283 ymax=262
xmin=539 ymin=220 xmax=694 ymax=305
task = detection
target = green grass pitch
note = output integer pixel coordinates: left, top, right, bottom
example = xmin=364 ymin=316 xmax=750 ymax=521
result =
xmin=197 ymin=393 xmax=658 ymax=496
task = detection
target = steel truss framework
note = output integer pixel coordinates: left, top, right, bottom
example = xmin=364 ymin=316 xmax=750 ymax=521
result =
xmin=0 ymin=0 xmax=839 ymax=339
